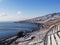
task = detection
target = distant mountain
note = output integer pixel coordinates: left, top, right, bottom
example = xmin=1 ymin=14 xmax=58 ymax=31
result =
xmin=18 ymin=13 xmax=60 ymax=24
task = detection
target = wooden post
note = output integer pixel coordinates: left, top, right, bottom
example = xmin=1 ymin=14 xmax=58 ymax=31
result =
xmin=50 ymin=35 xmax=52 ymax=45
xmin=57 ymin=32 xmax=60 ymax=38
xmin=53 ymin=34 xmax=58 ymax=45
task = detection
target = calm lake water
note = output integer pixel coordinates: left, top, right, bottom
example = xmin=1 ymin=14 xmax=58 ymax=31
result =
xmin=0 ymin=22 xmax=37 ymax=40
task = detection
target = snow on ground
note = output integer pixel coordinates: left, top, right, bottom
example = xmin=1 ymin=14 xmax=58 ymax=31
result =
xmin=12 ymin=32 xmax=60 ymax=45
xmin=11 ymin=30 xmax=60 ymax=45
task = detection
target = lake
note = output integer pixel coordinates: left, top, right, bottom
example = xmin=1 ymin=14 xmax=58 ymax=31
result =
xmin=0 ymin=22 xmax=38 ymax=40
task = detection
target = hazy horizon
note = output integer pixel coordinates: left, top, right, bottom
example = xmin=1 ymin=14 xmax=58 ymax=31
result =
xmin=0 ymin=0 xmax=60 ymax=22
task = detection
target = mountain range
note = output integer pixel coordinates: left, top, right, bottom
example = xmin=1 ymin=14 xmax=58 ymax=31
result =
xmin=18 ymin=13 xmax=60 ymax=26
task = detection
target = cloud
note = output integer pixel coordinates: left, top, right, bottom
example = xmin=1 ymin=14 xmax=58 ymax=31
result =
xmin=0 ymin=12 xmax=7 ymax=16
xmin=0 ymin=12 xmax=25 ymax=22
xmin=0 ymin=14 xmax=37 ymax=22
xmin=17 ymin=11 xmax=21 ymax=15
xmin=0 ymin=13 xmax=24 ymax=21
xmin=0 ymin=11 xmax=38 ymax=22
xmin=0 ymin=15 xmax=20 ymax=21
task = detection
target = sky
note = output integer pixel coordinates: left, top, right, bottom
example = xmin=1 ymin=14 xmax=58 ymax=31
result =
xmin=0 ymin=0 xmax=60 ymax=22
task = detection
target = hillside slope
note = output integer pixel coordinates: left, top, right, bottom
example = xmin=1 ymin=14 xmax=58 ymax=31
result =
xmin=18 ymin=13 xmax=60 ymax=26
